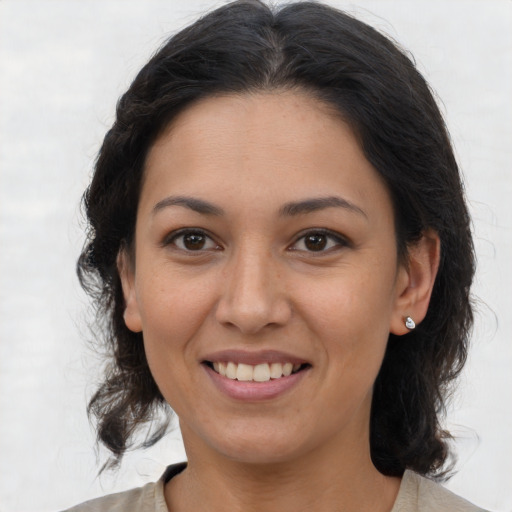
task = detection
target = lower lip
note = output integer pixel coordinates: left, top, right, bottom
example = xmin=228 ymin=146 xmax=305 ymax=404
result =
xmin=203 ymin=364 xmax=309 ymax=401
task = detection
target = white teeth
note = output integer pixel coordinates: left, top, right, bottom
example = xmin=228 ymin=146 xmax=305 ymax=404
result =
xmin=282 ymin=362 xmax=293 ymax=376
xmin=253 ymin=363 xmax=271 ymax=382
xmin=270 ymin=362 xmax=283 ymax=379
xmin=226 ymin=361 xmax=237 ymax=379
xmin=236 ymin=363 xmax=253 ymax=381
xmin=211 ymin=361 xmax=303 ymax=381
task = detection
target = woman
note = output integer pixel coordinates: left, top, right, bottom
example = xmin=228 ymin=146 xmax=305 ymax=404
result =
xmin=68 ymin=1 xmax=484 ymax=510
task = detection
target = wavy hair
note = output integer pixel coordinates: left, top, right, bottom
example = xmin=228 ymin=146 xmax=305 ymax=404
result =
xmin=78 ymin=0 xmax=475 ymax=476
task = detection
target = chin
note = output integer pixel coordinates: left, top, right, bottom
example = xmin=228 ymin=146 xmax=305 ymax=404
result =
xmin=184 ymin=418 xmax=310 ymax=466
xmin=214 ymin=426 xmax=318 ymax=466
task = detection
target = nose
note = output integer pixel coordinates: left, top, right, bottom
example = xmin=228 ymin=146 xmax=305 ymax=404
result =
xmin=215 ymin=246 xmax=292 ymax=335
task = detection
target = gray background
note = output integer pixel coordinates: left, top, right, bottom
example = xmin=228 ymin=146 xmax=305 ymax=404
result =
xmin=0 ymin=1 xmax=511 ymax=511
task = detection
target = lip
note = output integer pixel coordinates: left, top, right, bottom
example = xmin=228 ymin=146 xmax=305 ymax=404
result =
xmin=203 ymin=363 xmax=310 ymax=401
xmin=201 ymin=349 xmax=309 ymax=366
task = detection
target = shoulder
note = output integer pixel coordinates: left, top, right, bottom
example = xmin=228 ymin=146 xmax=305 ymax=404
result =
xmin=392 ymin=470 xmax=488 ymax=512
xmin=61 ymin=462 xmax=186 ymax=512
xmin=61 ymin=475 xmax=168 ymax=512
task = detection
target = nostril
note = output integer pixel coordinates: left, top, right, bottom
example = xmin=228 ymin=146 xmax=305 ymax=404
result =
xmin=215 ymin=295 xmax=292 ymax=335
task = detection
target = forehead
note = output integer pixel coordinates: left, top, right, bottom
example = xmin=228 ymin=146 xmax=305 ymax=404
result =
xmin=141 ymin=90 xmax=392 ymax=221
xmin=150 ymin=91 xmax=344 ymax=162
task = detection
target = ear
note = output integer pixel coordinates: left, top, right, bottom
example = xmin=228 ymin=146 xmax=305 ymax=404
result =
xmin=117 ymin=249 xmax=142 ymax=333
xmin=390 ymin=229 xmax=440 ymax=335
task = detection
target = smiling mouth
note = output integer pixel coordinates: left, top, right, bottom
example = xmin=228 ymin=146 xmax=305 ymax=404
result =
xmin=204 ymin=361 xmax=310 ymax=382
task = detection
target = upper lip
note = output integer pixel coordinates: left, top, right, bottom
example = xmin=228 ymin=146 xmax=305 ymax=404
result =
xmin=201 ymin=349 xmax=310 ymax=366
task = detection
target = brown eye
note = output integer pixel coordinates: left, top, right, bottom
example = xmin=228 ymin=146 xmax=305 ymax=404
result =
xmin=169 ymin=230 xmax=219 ymax=252
xmin=183 ymin=233 xmax=206 ymax=250
xmin=290 ymin=230 xmax=347 ymax=253
xmin=304 ymin=234 xmax=327 ymax=251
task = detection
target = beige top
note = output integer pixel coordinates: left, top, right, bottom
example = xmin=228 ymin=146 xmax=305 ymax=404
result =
xmin=62 ymin=463 xmax=487 ymax=512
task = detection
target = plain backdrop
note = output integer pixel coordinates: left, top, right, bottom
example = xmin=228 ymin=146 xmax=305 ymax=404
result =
xmin=0 ymin=1 xmax=511 ymax=511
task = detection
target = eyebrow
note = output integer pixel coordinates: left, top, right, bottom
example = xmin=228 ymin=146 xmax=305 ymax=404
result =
xmin=152 ymin=194 xmax=366 ymax=219
xmin=152 ymin=196 xmax=224 ymax=216
xmin=279 ymin=196 xmax=367 ymax=219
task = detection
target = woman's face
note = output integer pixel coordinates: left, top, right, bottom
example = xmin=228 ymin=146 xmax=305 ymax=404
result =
xmin=120 ymin=91 xmax=412 ymax=465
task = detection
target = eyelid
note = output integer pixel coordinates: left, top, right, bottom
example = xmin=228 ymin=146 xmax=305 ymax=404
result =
xmin=288 ymin=228 xmax=350 ymax=252
xmin=162 ymin=227 xmax=222 ymax=251
xmin=161 ymin=227 xmax=349 ymax=253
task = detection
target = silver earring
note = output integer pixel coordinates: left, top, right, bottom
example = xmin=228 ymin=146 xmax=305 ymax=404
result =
xmin=405 ymin=316 xmax=416 ymax=330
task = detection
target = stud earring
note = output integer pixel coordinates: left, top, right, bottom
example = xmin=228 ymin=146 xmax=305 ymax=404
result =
xmin=405 ymin=316 xmax=416 ymax=330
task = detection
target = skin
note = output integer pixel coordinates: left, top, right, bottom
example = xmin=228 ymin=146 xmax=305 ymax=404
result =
xmin=119 ymin=90 xmax=440 ymax=512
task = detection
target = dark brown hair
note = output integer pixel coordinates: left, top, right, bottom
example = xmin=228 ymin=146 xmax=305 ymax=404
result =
xmin=78 ymin=0 xmax=475 ymax=476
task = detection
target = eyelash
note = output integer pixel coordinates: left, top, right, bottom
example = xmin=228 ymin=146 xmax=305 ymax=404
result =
xmin=163 ymin=228 xmax=349 ymax=254
xmin=289 ymin=229 xmax=349 ymax=254
xmin=163 ymin=229 xmax=221 ymax=252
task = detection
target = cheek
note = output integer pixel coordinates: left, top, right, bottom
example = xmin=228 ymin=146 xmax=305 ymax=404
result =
xmin=137 ymin=276 xmax=216 ymax=412
xmin=136 ymin=272 xmax=216 ymax=363
xmin=298 ymin=270 xmax=395 ymax=334
xmin=295 ymin=269 xmax=395 ymax=372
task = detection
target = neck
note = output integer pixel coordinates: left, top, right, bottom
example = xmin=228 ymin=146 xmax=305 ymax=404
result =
xmin=165 ymin=430 xmax=401 ymax=512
